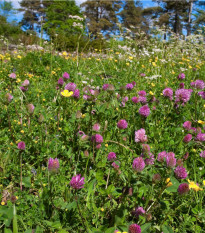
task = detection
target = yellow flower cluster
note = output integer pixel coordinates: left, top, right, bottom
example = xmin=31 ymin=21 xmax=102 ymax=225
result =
xmin=166 ymin=178 xmax=173 ymax=187
xmin=188 ymin=180 xmax=203 ymax=191
xmin=61 ymin=90 xmax=73 ymax=97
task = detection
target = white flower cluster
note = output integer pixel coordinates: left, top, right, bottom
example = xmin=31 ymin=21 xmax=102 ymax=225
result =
xmin=69 ymin=15 xmax=84 ymax=21
xmin=73 ymin=22 xmax=83 ymax=29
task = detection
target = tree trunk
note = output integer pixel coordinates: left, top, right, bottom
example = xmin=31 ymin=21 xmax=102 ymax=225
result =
xmin=187 ymin=0 xmax=193 ymax=36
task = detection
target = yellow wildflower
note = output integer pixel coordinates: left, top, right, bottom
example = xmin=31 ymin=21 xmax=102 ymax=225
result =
xmin=1 ymin=201 xmax=5 ymax=205
xmin=10 ymin=142 xmax=13 ymax=146
xmin=189 ymin=65 xmax=192 ymax=69
xmin=151 ymin=83 xmax=155 ymax=87
xmin=166 ymin=178 xmax=173 ymax=187
xmin=152 ymin=62 xmax=157 ymax=67
xmin=141 ymin=65 xmax=145 ymax=68
xmin=101 ymin=208 xmax=104 ymax=211
xmin=198 ymin=120 xmax=205 ymax=125
xmin=81 ymin=114 xmax=86 ymax=118
xmin=188 ymin=179 xmax=203 ymax=191
xmin=129 ymin=56 xmax=133 ymax=60
xmin=126 ymin=63 xmax=130 ymax=66
xmin=17 ymin=55 xmax=22 ymax=59
xmin=149 ymin=91 xmax=154 ymax=95
xmin=20 ymin=130 xmax=24 ymax=134
xmin=203 ymin=180 xmax=205 ymax=186
xmin=105 ymin=144 xmax=108 ymax=147
xmin=61 ymin=90 xmax=73 ymax=97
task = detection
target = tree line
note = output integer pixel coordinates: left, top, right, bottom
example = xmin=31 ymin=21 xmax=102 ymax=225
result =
xmin=0 ymin=0 xmax=204 ymax=50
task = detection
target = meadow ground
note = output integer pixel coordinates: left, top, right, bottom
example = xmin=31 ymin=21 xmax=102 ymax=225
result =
xmin=0 ymin=36 xmax=205 ymax=233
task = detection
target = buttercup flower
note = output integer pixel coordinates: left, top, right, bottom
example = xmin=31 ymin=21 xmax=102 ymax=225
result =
xmin=188 ymin=179 xmax=203 ymax=191
xmin=48 ymin=158 xmax=59 ymax=173
xmin=70 ymin=174 xmax=85 ymax=189
xmin=61 ymin=90 xmax=73 ymax=97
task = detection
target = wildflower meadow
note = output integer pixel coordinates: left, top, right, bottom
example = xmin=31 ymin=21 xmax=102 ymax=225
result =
xmin=0 ymin=32 xmax=205 ymax=233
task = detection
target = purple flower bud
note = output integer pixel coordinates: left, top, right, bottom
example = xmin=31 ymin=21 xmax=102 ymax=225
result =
xmin=135 ymin=129 xmax=147 ymax=143
xmin=70 ymin=174 xmax=85 ymax=189
xmin=183 ymin=134 xmax=192 ymax=143
xmin=138 ymin=90 xmax=146 ymax=96
xmin=5 ymin=93 xmax=13 ymax=103
xmin=183 ymin=121 xmax=192 ymax=130
xmin=178 ymin=183 xmax=189 ymax=195
xmin=73 ymin=89 xmax=80 ymax=99
xmin=27 ymin=104 xmax=35 ymax=114
xmin=129 ymin=224 xmax=141 ymax=233
xmin=200 ymin=150 xmax=205 ymax=158
xmin=132 ymin=157 xmax=145 ymax=172
xmin=20 ymin=86 xmax=28 ymax=92
xmin=157 ymin=151 xmax=167 ymax=162
xmin=48 ymin=158 xmax=59 ymax=173
xmin=92 ymin=123 xmax=100 ymax=132
xmin=177 ymin=73 xmax=185 ymax=80
xmin=126 ymin=83 xmax=134 ymax=90
xmin=17 ymin=141 xmax=25 ymax=150
xmin=9 ymin=73 xmax=16 ymax=79
xmin=166 ymin=152 xmax=176 ymax=168
xmin=132 ymin=207 xmax=145 ymax=218
xmin=107 ymin=152 xmax=116 ymax=161
xmin=132 ymin=96 xmax=139 ymax=104
xmin=174 ymin=166 xmax=188 ymax=179
xmin=117 ymin=119 xmax=128 ymax=129
xmin=58 ymin=78 xmax=64 ymax=86
xmin=63 ymin=72 xmax=70 ymax=79
xmin=139 ymin=105 xmax=150 ymax=117
xmin=65 ymin=82 xmax=76 ymax=91
xmin=22 ymin=79 xmax=30 ymax=87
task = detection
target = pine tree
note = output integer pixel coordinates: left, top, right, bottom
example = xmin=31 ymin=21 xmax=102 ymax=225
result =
xmin=44 ymin=0 xmax=83 ymax=39
xmin=119 ymin=0 xmax=146 ymax=34
xmin=81 ymin=0 xmax=122 ymax=38
xmin=18 ymin=0 xmax=43 ymax=32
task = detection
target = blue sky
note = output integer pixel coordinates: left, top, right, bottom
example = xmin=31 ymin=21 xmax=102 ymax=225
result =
xmin=5 ymin=0 xmax=158 ymax=23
